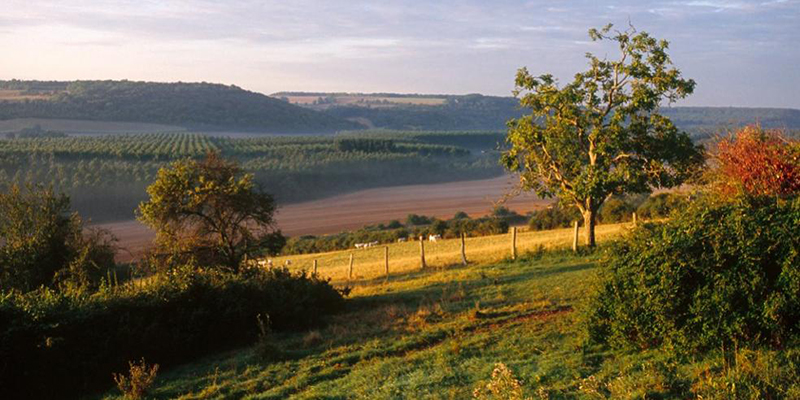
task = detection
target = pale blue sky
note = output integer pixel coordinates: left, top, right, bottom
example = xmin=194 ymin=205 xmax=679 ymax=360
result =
xmin=3 ymin=0 xmax=799 ymax=108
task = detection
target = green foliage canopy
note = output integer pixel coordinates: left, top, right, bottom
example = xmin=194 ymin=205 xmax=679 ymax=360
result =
xmin=137 ymin=153 xmax=285 ymax=271
xmin=502 ymin=24 xmax=704 ymax=246
xmin=0 ymin=184 xmax=116 ymax=292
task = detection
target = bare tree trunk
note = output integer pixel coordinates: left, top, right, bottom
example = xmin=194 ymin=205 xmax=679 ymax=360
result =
xmin=572 ymin=220 xmax=579 ymax=253
xmin=583 ymin=210 xmax=596 ymax=247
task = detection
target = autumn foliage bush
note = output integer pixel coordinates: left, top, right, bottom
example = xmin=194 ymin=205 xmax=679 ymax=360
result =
xmin=588 ymin=126 xmax=800 ymax=353
xmin=715 ymin=126 xmax=800 ymax=197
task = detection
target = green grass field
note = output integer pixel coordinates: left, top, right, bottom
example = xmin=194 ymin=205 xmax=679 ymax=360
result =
xmin=270 ymin=223 xmax=630 ymax=284
xmin=97 ymin=221 xmax=780 ymax=399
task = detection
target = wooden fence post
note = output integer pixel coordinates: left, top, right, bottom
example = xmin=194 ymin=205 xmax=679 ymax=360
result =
xmin=384 ymin=246 xmax=390 ymax=281
xmin=632 ymin=212 xmax=638 ymax=226
xmin=460 ymin=232 xmax=468 ymax=265
xmin=313 ymin=259 xmax=318 ymax=276
xmin=511 ymin=227 xmax=517 ymax=260
xmin=419 ymin=236 xmax=427 ymax=270
xmin=572 ymin=221 xmax=579 ymax=253
xmin=348 ymin=253 xmax=354 ymax=280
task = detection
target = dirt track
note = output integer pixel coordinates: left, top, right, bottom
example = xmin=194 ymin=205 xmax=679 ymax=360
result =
xmin=96 ymin=175 xmax=550 ymax=261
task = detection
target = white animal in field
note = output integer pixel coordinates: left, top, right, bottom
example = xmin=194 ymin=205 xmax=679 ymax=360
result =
xmin=354 ymin=243 xmax=365 ymax=249
xmin=397 ymin=237 xmax=407 ymax=242
xmin=368 ymin=241 xmax=379 ymax=247
xmin=428 ymin=234 xmax=442 ymax=242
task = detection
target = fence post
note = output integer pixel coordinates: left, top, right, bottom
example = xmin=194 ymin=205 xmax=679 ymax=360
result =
xmin=348 ymin=253 xmax=354 ymax=280
xmin=461 ymin=232 xmax=468 ymax=265
xmin=632 ymin=212 xmax=638 ymax=226
xmin=511 ymin=227 xmax=517 ymax=260
xmin=313 ymin=259 xmax=318 ymax=276
xmin=419 ymin=236 xmax=427 ymax=270
xmin=572 ymin=221 xmax=579 ymax=253
xmin=384 ymin=246 xmax=389 ymax=281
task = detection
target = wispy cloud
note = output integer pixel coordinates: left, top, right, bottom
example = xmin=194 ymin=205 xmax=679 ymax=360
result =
xmin=0 ymin=0 xmax=797 ymax=107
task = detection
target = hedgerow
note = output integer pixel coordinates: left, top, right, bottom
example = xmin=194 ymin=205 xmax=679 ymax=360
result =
xmin=0 ymin=266 xmax=344 ymax=399
xmin=588 ymin=194 xmax=800 ymax=352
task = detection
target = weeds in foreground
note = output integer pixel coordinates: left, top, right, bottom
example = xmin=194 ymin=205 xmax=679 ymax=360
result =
xmin=473 ymin=363 xmax=532 ymax=400
xmin=256 ymin=313 xmax=283 ymax=361
xmin=113 ymin=358 xmax=159 ymax=400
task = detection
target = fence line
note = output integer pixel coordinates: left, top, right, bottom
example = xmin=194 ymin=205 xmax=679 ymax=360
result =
xmin=262 ymin=223 xmax=629 ymax=283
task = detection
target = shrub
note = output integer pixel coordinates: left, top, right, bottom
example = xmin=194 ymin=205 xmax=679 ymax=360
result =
xmin=528 ymin=204 xmax=581 ymax=231
xmin=587 ymin=194 xmax=800 ymax=352
xmin=113 ymin=358 xmax=159 ymax=400
xmin=635 ymin=193 xmax=688 ymax=220
xmin=0 ymin=184 xmax=117 ymax=293
xmin=0 ymin=267 xmax=344 ymax=399
xmin=715 ymin=126 xmax=800 ymax=197
xmin=597 ymin=197 xmax=635 ymax=223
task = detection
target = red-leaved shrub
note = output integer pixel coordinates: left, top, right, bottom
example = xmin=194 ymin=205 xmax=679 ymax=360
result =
xmin=715 ymin=126 xmax=800 ymax=197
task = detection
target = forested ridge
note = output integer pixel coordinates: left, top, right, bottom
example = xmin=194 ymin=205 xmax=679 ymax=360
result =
xmin=281 ymin=91 xmax=800 ymax=138
xmin=0 ymin=80 xmax=360 ymax=133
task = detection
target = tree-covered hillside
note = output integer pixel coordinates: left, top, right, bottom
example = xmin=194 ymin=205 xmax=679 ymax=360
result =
xmin=0 ymin=80 xmax=361 ymax=133
xmin=278 ymin=92 xmax=800 ymax=138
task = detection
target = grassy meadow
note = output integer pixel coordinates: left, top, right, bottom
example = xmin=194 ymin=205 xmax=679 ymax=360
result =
xmin=271 ymin=223 xmax=629 ymax=283
xmin=95 ymin=221 xmax=756 ymax=399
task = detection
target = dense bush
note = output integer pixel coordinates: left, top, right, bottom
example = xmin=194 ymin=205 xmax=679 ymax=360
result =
xmin=0 ymin=267 xmax=344 ymax=399
xmin=715 ymin=126 xmax=800 ymax=197
xmin=635 ymin=193 xmax=688 ymax=219
xmin=588 ymin=194 xmax=800 ymax=352
xmin=0 ymin=184 xmax=117 ymax=292
xmin=528 ymin=204 xmax=581 ymax=231
xmin=597 ymin=198 xmax=635 ymax=223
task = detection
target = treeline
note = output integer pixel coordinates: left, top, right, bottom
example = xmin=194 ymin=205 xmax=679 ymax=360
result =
xmin=528 ymin=193 xmax=688 ymax=231
xmin=325 ymin=95 xmax=522 ymax=131
xmin=0 ymin=80 xmax=360 ymax=132
xmin=282 ymin=209 xmax=524 ymax=255
xmin=0 ymin=132 xmax=502 ymax=222
xmin=313 ymin=93 xmax=800 ymax=136
xmin=343 ymin=130 xmax=507 ymax=151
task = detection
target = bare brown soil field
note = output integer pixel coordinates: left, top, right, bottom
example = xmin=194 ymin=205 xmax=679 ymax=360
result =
xmin=96 ymin=175 xmax=550 ymax=262
xmin=0 ymin=90 xmax=54 ymax=101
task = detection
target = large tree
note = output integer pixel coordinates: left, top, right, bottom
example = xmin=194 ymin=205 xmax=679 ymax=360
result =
xmin=137 ymin=153 xmax=285 ymax=271
xmin=502 ymin=24 xmax=704 ymax=246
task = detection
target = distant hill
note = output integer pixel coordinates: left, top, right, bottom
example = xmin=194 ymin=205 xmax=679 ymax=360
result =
xmin=0 ymin=80 xmax=361 ymax=133
xmin=275 ymin=92 xmax=800 ymax=138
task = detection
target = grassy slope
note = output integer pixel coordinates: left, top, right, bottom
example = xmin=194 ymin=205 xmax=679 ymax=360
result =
xmin=99 ymin=223 xmax=795 ymax=399
xmin=270 ymin=224 xmax=627 ymax=284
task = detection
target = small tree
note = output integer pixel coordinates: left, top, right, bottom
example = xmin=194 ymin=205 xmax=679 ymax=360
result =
xmin=0 ymin=184 xmax=116 ymax=292
xmin=137 ymin=152 xmax=285 ymax=271
xmin=502 ymin=24 xmax=704 ymax=246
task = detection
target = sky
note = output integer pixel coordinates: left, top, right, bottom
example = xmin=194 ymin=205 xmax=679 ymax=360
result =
xmin=2 ymin=0 xmax=799 ymax=108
